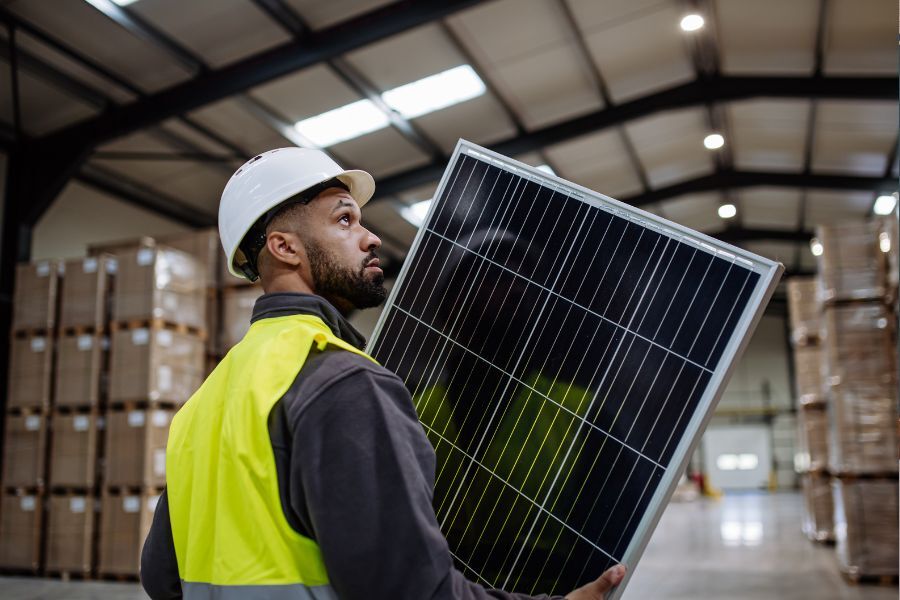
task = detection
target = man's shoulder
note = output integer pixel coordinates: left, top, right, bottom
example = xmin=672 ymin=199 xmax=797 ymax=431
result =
xmin=281 ymin=347 xmax=404 ymax=416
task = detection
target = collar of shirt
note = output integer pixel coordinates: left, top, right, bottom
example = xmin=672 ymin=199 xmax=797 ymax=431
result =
xmin=250 ymin=292 xmax=367 ymax=350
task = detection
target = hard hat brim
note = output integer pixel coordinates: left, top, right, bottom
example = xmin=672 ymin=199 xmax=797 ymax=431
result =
xmin=336 ymin=169 xmax=375 ymax=208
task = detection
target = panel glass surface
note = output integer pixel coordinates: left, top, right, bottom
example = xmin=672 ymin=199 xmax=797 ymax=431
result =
xmin=369 ymin=144 xmax=774 ymax=596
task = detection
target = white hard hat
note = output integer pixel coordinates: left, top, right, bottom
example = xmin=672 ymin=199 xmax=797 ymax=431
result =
xmin=218 ymin=147 xmax=375 ymax=281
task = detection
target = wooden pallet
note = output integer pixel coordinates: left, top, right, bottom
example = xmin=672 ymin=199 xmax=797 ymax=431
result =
xmin=106 ymin=399 xmax=180 ymax=412
xmin=48 ymin=486 xmax=96 ymax=496
xmin=52 ymin=404 xmax=99 ymax=415
xmin=59 ymin=325 xmax=104 ymax=337
xmin=45 ymin=569 xmax=92 ymax=581
xmin=842 ymin=572 xmax=899 ymax=586
xmin=0 ymin=567 xmax=42 ymax=577
xmin=97 ymin=572 xmax=140 ymax=583
xmin=5 ymin=405 xmax=49 ymax=416
xmin=11 ymin=328 xmax=52 ymax=340
xmin=110 ymin=319 xmax=207 ymax=340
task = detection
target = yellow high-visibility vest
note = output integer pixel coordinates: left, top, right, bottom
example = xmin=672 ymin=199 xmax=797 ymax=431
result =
xmin=166 ymin=313 xmax=375 ymax=599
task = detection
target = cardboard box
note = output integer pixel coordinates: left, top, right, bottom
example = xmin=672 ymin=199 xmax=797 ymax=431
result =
xmin=877 ymin=215 xmax=898 ymax=292
xmin=109 ymin=328 xmax=204 ymax=405
xmin=220 ymin=285 xmax=264 ymax=352
xmin=60 ymin=256 xmax=115 ymax=330
xmin=49 ymin=413 xmax=99 ymax=489
xmin=800 ymin=472 xmax=833 ymax=542
xmin=833 ymin=478 xmax=898 ymax=577
xmin=821 ymin=303 xmax=896 ymax=387
xmin=7 ymin=336 xmax=53 ymax=411
xmin=828 ymin=382 xmax=897 ymax=475
xmin=158 ymin=228 xmax=221 ymax=290
xmin=796 ymin=406 xmax=828 ymax=472
xmin=0 ymin=493 xmax=42 ymax=570
xmin=816 ymin=222 xmax=887 ymax=303
xmin=12 ymin=260 xmax=59 ymax=332
xmin=786 ymin=277 xmax=820 ymax=344
xmin=105 ymin=409 xmax=173 ymax=488
xmin=112 ymin=245 xmax=206 ymax=330
xmin=792 ymin=345 xmax=823 ymax=405
xmin=54 ymin=334 xmax=104 ymax=408
xmin=98 ymin=491 xmax=159 ymax=576
xmin=46 ymin=495 xmax=95 ymax=574
xmin=2 ymin=413 xmax=47 ymax=488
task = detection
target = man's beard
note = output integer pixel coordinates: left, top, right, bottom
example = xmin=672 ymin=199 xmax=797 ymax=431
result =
xmin=307 ymin=240 xmax=387 ymax=310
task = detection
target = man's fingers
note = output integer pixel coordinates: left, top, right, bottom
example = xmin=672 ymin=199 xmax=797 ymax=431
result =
xmin=596 ymin=564 xmax=627 ymax=592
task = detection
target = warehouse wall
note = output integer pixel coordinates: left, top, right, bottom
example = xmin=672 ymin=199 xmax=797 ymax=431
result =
xmin=719 ymin=314 xmax=792 ymax=410
xmin=32 ymin=182 xmax=189 ymax=260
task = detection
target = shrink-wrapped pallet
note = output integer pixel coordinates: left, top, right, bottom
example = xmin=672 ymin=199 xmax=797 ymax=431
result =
xmin=108 ymin=328 xmax=204 ymax=405
xmin=792 ymin=345 xmax=824 ymax=405
xmin=6 ymin=336 xmax=53 ymax=411
xmin=796 ymin=406 xmax=829 ymax=472
xmin=12 ymin=260 xmax=60 ymax=332
xmin=112 ymin=245 xmax=206 ymax=330
xmin=833 ymin=478 xmax=899 ymax=578
xmin=821 ymin=303 xmax=896 ymax=388
xmin=46 ymin=495 xmax=95 ymax=574
xmin=787 ymin=277 xmax=820 ymax=344
xmin=801 ymin=472 xmax=833 ymax=542
xmin=816 ymin=222 xmax=887 ymax=303
xmin=828 ymin=382 xmax=897 ymax=475
xmin=220 ymin=285 xmax=264 ymax=352
xmin=60 ymin=255 xmax=115 ymax=330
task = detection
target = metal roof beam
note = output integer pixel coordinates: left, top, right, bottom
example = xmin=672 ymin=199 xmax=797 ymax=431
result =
xmin=38 ymin=0 xmax=485 ymax=150
xmin=372 ymin=74 xmax=897 ymax=198
xmin=624 ymin=170 xmax=894 ymax=206
xmin=76 ymin=164 xmax=213 ymax=227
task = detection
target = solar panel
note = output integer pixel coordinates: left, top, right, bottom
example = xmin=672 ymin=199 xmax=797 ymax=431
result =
xmin=367 ymin=140 xmax=782 ymax=598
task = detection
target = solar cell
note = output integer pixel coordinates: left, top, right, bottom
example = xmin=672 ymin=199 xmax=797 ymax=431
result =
xmin=368 ymin=140 xmax=782 ymax=598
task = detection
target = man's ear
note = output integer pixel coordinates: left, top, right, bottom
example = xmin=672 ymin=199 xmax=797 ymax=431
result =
xmin=265 ymin=230 xmax=305 ymax=267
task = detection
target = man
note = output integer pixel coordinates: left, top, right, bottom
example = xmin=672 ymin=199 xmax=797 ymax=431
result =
xmin=141 ymin=148 xmax=625 ymax=600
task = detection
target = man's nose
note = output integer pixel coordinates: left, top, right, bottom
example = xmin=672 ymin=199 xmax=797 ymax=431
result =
xmin=362 ymin=228 xmax=381 ymax=251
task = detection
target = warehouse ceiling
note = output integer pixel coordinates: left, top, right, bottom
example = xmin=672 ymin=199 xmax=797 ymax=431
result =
xmin=0 ymin=0 xmax=896 ymax=274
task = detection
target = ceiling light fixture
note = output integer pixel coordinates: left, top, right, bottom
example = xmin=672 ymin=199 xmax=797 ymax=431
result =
xmin=293 ymin=100 xmax=390 ymax=148
xmin=718 ymin=203 xmax=737 ymax=219
xmin=704 ymin=133 xmax=725 ymax=150
xmin=879 ymin=232 xmax=891 ymax=253
xmin=810 ymin=238 xmax=824 ymax=257
xmin=536 ymin=164 xmax=556 ymax=176
xmin=382 ymin=64 xmax=486 ymax=119
xmin=680 ymin=14 xmax=705 ymax=32
xmin=873 ymin=193 xmax=898 ymax=215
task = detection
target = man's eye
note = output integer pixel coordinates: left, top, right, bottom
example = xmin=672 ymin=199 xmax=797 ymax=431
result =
xmin=339 ymin=214 xmax=351 ymax=225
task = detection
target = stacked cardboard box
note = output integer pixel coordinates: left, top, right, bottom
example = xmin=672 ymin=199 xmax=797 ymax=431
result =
xmin=1 ymin=261 xmax=61 ymax=571
xmin=98 ymin=491 xmax=159 ymax=576
xmin=98 ymin=244 xmax=205 ymax=577
xmin=220 ymin=285 xmax=265 ymax=353
xmin=44 ymin=256 xmax=115 ymax=576
xmin=814 ymin=221 xmax=898 ymax=579
xmin=816 ymin=222 xmax=887 ymax=303
xmin=786 ymin=277 xmax=833 ymax=542
xmin=832 ymin=478 xmax=899 ymax=580
xmin=800 ymin=472 xmax=833 ymax=543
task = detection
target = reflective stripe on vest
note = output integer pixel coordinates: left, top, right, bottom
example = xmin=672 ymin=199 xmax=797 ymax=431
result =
xmin=181 ymin=580 xmax=338 ymax=600
xmin=167 ymin=314 xmax=375 ymax=595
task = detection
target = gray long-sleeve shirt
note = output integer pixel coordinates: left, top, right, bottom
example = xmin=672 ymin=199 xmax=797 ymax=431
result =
xmin=141 ymin=293 xmax=563 ymax=600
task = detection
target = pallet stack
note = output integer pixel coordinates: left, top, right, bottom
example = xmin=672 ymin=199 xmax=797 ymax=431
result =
xmin=786 ymin=277 xmax=833 ymax=543
xmin=0 ymin=261 xmax=61 ymax=573
xmin=816 ymin=220 xmax=898 ymax=584
xmin=45 ymin=256 xmax=115 ymax=578
xmin=98 ymin=244 xmax=206 ymax=578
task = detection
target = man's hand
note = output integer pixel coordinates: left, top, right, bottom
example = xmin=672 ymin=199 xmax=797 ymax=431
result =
xmin=565 ymin=564 xmax=626 ymax=600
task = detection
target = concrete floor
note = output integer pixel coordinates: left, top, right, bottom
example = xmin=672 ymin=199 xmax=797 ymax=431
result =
xmin=0 ymin=492 xmax=895 ymax=599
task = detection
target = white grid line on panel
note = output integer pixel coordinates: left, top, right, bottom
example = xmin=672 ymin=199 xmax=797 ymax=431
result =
xmin=393 ymin=305 xmax=666 ymax=470
xmin=421 ymin=421 xmax=618 ymax=564
xmin=422 ymin=228 xmax=715 ymax=375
